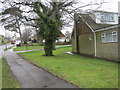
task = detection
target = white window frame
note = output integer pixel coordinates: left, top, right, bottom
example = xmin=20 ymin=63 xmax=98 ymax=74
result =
xmin=112 ymin=31 xmax=117 ymax=42
xmin=112 ymin=31 xmax=117 ymax=36
xmin=101 ymin=33 xmax=106 ymax=43
xmin=101 ymin=31 xmax=117 ymax=43
xmin=100 ymin=13 xmax=114 ymax=22
xmin=109 ymin=14 xmax=114 ymax=22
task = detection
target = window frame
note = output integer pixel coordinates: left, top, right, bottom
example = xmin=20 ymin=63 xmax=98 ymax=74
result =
xmin=112 ymin=31 xmax=118 ymax=42
xmin=101 ymin=31 xmax=118 ymax=43
xmin=101 ymin=33 xmax=106 ymax=43
xmin=100 ymin=13 xmax=115 ymax=22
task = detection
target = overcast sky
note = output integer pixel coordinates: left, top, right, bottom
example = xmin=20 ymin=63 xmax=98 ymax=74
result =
xmin=0 ymin=0 xmax=119 ymax=37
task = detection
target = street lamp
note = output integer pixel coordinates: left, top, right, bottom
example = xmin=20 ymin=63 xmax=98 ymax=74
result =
xmin=4 ymin=27 xmax=7 ymax=50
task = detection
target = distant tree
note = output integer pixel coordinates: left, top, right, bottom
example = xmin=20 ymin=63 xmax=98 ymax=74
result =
xmin=22 ymin=29 xmax=32 ymax=44
xmin=4 ymin=35 xmax=12 ymax=42
xmin=1 ymin=2 xmax=27 ymax=45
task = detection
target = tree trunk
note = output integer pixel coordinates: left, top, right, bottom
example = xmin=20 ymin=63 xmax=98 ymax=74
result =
xmin=15 ymin=16 xmax=23 ymax=46
xmin=52 ymin=40 xmax=56 ymax=50
xmin=43 ymin=39 xmax=54 ymax=56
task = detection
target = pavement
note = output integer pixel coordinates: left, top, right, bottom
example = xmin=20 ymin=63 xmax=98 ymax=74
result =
xmin=0 ymin=43 xmax=14 ymax=58
xmin=15 ymin=45 xmax=72 ymax=53
xmin=3 ymin=48 xmax=78 ymax=88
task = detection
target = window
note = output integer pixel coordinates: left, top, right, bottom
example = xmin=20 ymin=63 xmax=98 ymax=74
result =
xmin=101 ymin=33 xmax=106 ymax=43
xmin=101 ymin=13 xmax=114 ymax=22
xmin=101 ymin=31 xmax=117 ymax=43
xmin=106 ymin=33 xmax=113 ymax=42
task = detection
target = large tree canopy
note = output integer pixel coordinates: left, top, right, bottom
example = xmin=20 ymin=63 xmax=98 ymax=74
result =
xmin=32 ymin=1 xmax=73 ymax=56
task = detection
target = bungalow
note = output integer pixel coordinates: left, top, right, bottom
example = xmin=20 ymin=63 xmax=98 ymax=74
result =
xmin=57 ymin=32 xmax=66 ymax=42
xmin=71 ymin=11 xmax=120 ymax=62
xmin=30 ymin=32 xmax=66 ymax=43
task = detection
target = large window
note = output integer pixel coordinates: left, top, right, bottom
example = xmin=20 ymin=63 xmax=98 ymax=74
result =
xmin=101 ymin=31 xmax=117 ymax=43
xmin=101 ymin=13 xmax=114 ymax=22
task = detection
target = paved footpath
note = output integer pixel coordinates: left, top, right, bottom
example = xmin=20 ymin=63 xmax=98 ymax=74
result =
xmin=3 ymin=48 xmax=78 ymax=88
xmin=15 ymin=45 xmax=72 ymax=53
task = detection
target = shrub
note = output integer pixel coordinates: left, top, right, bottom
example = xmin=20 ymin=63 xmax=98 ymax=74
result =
xmin=32 ymin=39 xmax=37 ymax=43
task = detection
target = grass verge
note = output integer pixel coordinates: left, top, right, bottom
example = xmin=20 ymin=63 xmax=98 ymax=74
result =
xmin=3 ymin=46 xmax=14 ymax=51
xmin=13 ymin=45 xmax=68 ymax=51
xmin=2 ymin=58 xmax=21 ymax=88
xmin=18 ymin=47 xmax=119 ymax=88
xmin=14 ymin=46 xmax=43 ymax=51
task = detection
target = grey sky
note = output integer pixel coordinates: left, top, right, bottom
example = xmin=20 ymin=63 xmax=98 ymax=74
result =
xmin=0 ymin=0 xmax=119 ymax=37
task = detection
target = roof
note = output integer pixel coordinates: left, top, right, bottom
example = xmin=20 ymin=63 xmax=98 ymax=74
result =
xmin=58 ymin=31 xmax=65 ymax=37
xmin=95 ymin=25 xmax=120 ymax=32
xmin=78 ymin=14 xmax=116 ymax=31
xmin=93 ymin=10 xmax=118 ymax=14
xmin=59 ymin=34 xmax=65 ymax=37
xmin=30 ymin=35 xmax=37 ymax=39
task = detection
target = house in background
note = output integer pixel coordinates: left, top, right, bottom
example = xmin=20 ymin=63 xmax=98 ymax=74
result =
xmin=71 ymin=11 xmax=120 ymax=62
xmin=30 ymin=32 xmax=66 ymax=43
xmin=57 ymin=33 xmax=66 ymax=42
xmin=30 ymin=35 xmax=43 ymax=44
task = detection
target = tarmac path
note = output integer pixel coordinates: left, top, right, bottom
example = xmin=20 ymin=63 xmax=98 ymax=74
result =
xmin=3 ymin=48 xmax=78 ymax=88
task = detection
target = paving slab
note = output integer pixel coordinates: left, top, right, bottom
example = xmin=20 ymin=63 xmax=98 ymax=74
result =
xmin=3 ymin=49 xmax=78 ymax=88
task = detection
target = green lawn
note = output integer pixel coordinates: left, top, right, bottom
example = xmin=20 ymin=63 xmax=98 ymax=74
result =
xmin=19 ymin=47 xmax=119 ymax=88
xmin=2 ymin=58 xmax=21 ymax=88
xmin=28 ymin=43 xmax=42 ymax=46
xmin=13 ymin=45 xmax=66 ymax=51
xmin=14 ymin=46 xmax=43 ymax=51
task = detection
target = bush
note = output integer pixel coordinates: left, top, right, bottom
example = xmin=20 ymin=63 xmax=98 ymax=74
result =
xmin=32 ymin=39 xmax=37 ymax=43
xmin=16 ymin=43 xmax=21 ymax=47
xmin=56 ymin=42 xmax=67 ymax=45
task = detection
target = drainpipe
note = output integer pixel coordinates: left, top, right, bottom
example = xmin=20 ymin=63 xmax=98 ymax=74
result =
xmin=78 ymin=14 xmax=97 ymax=57
xmin=88 ymin=27 xmax=97 ymax=57
xmin=94 ymin=32 xmax=97 ymax=57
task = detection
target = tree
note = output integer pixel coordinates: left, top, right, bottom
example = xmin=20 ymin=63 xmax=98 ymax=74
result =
xmin=32 ymin=1 xmax=75 ymax=56
xmin=1 ymin=2 xmax=26 ymax=45
xmin=22 ymin=28 xmax=32 ymax=44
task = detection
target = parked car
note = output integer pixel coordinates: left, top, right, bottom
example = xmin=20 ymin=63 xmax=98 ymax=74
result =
xmin=10 ymin=40 xmax=15 ymax=44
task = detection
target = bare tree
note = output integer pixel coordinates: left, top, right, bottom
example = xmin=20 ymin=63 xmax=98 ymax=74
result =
xmin=0 ymin=2 xmax=28 ymax=45
xmin=22 ymin=28 xmax=32 ymax=44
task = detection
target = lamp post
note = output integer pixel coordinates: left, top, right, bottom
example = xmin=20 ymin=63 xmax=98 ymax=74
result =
xmin=5 ymin=29 xmax=7 ymax=50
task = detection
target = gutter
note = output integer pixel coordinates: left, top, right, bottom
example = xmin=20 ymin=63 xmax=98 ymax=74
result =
xmin=78 ymin=14 xmax=97 ymax=57
xmin=95 ymin=25 xmax=119 ymax=32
